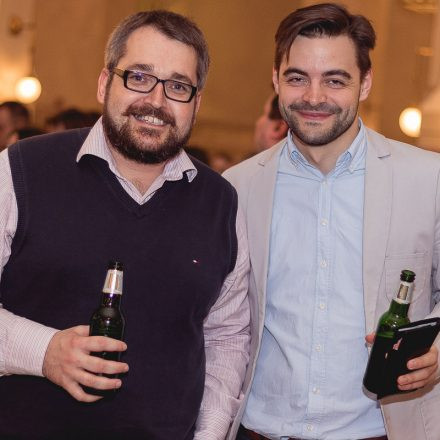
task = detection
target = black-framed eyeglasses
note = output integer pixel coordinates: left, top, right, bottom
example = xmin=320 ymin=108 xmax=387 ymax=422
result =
xmin=112 ymin=68 xmax=198 ymax=103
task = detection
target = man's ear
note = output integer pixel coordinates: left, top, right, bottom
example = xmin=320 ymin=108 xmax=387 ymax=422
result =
xmin=359 ymin=69 xmax=373 ymax=102
xmin=97 ymin=68 xmax=110 ymax=104
xmin=194 ymin=92 xmax=202 ymax=115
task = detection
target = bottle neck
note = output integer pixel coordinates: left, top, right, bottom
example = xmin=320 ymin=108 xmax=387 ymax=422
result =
xmin=388 ymin=279 xmax=413 ymax=318
xmin=100 ymin=292 xmax=122 ymax=308
xmin=388 ymin=298 xmax=410 ymax=317
xmin=102 ymin=268 xmax=123 ymax=295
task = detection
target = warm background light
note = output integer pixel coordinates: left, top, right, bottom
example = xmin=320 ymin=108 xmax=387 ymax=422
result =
xmin=15 ymin=76 xmax=41 ymax=103
xmin=399 ymin=107 xmax=422 ymax=137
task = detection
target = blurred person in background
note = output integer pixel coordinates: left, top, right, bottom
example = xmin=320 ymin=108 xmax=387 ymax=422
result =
xmin=6 ymin=127 xmax=46 ymax=147
xmin=185 ymin=145 xmax=210 ymax=165
xmin=0 ymin=101 xmax=31 ymax=151
xmin=254 ymin=94 xmax=288 ymax=152
xmin=210 ymin=151 xmax=234 ymax=173
xmin=45 ymin=107 xmax=101 ymax=132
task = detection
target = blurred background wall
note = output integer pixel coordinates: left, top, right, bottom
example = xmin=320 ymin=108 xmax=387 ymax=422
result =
xmin=1 ymin=0 xmax=439 ymax=161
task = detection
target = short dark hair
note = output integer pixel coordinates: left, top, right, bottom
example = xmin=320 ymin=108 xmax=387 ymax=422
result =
xmin=0 ymin=101 xmax=30 ymax=126
xmin=16 ymin=127 xmax=45 ymax=139
xmin=105 ymin=10 xmax=210 ymax=89
xmin=274 ymin=3 xmax=376 ymax=79
xmin=46 ymin=108 xmax=91 ymax=130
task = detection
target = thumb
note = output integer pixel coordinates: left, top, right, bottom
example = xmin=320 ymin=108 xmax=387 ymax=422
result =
xmin=365 ymin=332 xmax=376 ymax=345
xmin=72 ymin=325 xmax=90 ymax=336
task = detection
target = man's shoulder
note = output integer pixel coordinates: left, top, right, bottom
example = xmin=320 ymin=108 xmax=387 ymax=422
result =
xmin=9 ymin=128 xmax=91 ymax=158
xmin=223 ymin=140 xmax=285 ymax=186
xmin=367 ymin=127 xmax=440 ymax=164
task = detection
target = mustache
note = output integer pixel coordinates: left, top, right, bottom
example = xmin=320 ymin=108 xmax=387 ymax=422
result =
xmin=288 ymin=102 xmax=342 ymax=114
xmin=123 ymin=103 xmax=175 ymax=126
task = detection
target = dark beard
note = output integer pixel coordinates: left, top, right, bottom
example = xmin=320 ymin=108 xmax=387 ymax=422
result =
xmin=102 ymin=102 xmax=193 ymax=164
xmin=282 ymin=101 xmax=357 ymax=146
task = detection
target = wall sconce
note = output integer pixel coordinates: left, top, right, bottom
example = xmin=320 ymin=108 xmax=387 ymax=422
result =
xmin=8 ymin=15 xmax=42 ymax=104
xmin=399 ymin=107 xmax=422 ymax=137
xmin=401 ymin=0 xmax=437 ymax=14
xmin=15 ymin=76 xmax=41 ymax=103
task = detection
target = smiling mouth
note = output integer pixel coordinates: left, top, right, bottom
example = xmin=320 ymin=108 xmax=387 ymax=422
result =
xmin=298 ymin=111 xmax=332 ymax=119
xmin=134 ymin=114 xmax=166 ymax=126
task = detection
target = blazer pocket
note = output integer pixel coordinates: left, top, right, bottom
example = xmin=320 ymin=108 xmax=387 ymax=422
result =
xmin=385 ymin=252 xmax=426 ymax=303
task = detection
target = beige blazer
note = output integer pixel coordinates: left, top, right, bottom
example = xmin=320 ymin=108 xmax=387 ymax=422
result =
xmin=224 ymin=127 xmax=440 ymax=440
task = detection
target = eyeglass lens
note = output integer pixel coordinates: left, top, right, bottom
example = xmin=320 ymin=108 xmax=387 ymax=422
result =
xmin=126 ymin=71 xmax=194 ymax=101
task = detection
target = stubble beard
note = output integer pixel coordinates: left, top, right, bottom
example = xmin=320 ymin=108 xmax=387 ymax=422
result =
xmin=281 ymin=101 xmax=358 ymax=147
xmin=102 ymin=97 xmax=195 ymax=165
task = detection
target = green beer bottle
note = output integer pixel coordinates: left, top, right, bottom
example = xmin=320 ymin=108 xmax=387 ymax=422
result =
xmin=87 ymin=261 xmax=125 ymax=396
xmin=363 ymin=269 xmax=415 ymax=395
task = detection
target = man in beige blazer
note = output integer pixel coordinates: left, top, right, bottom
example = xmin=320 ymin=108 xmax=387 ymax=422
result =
xmin=224 ymin=3 xmax=440 ymax=440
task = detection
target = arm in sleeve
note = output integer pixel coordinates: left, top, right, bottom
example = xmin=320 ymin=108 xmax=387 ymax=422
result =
xmin=194 ymin=207 xmax=250 ymax=440
xmin=427 ymin=167 xmax=440 ymax=381
xmin=430 ymin=166 xmax=440 ymax=314
xmin=0 ymin=150 xmax=58 ymax=377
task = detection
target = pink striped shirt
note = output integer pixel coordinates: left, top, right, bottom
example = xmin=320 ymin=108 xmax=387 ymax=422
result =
xmin=0 ymin=119 xmax=250 ymax=439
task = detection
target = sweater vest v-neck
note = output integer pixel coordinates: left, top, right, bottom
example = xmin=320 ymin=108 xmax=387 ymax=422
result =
xmin=0 ymin=129 xmax=238 ymax=440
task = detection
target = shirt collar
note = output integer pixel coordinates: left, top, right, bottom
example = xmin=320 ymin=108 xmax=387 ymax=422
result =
xmin=76 ymin=117 xmax=197 ymax=182
xmin=287 ymin=118 xmax=367 ymax=175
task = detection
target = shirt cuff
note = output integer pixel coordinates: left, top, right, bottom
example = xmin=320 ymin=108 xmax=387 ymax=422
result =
xmin=3 ymin=314 xmax=58 ymax=376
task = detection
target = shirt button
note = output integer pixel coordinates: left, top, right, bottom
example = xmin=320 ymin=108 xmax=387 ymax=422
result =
xmin=319 ymin=302 xmax=325 ymax=310
xmin=320 ymin=260 xmax=327 ymax=268
xmin=312 ymin=387 xmax=320 ymax=394
xmin=307 ymin=424 xmax=314 ymax=431
xmin=321 ymin=219 xmax=328 ymax=226
xmin=316 ymin=344 xmax=322 ymax=351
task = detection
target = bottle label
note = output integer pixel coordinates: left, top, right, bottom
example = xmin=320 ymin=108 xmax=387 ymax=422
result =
xmin=395 ymin=281 xmax=411 ymax=304
xmin=102 ymin=269 xmax=123 ymax=295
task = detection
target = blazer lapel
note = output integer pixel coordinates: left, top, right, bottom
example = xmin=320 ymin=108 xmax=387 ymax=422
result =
xmin=247 ymin=141 xmax=285 ymax=336
xmin=363 ymin=129 xmax=392 ymax=332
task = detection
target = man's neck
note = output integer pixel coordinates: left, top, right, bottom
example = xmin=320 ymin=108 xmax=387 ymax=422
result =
xmin=293 ymin=120 xmax=360 ymax=175
xmin=109 ymin=146 xmax=166 ymax=195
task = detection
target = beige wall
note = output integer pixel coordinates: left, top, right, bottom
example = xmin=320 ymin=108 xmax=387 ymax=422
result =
xmin=0 ymin=0 xmax=438 ymax=159
xmin=33 ymin=0 xmax=137 ymax=125
xmin=0 ymin=0 xmax=36 ymax=105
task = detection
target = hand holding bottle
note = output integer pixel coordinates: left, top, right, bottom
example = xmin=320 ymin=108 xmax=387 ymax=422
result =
xmin=396 ymin=342 xmax=438 ymax=391
xmin=365 ymin=332 xmax=439 ymax=392
xmin=42 ymin=325 xmax=129 ymax=402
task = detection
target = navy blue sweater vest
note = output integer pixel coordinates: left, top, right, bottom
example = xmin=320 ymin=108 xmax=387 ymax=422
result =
xmin=0 ymin=129 xmax=238 ymax=440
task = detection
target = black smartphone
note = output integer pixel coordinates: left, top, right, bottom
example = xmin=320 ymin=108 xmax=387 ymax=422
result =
xmin=378 ymin=317 xmax=440 ymax=399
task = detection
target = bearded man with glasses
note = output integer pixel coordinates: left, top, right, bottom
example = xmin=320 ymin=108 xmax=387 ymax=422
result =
xmin=0 ymin=10 xmax=250 ymax=440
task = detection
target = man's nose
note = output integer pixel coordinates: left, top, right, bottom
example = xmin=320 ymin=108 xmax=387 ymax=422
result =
xmin=302 ymin=82 xmax=326 ymax=106
xmin=144 ymin=81 xmax=167 ymax=108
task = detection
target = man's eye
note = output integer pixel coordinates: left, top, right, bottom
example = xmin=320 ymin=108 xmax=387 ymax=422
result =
xmin=130 ymin=73 xmax=147 ymax=83
xmin=286 ymin=76 xmax=307 ymax=85
xmin=167 ymin=81 xmax=191 ymax=93
xmin=326 ymin=79 xmax=346 ymax=88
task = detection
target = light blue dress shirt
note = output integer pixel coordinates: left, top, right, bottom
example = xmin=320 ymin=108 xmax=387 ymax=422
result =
xmin=242 ymin=121 xmax=386 ymax=439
